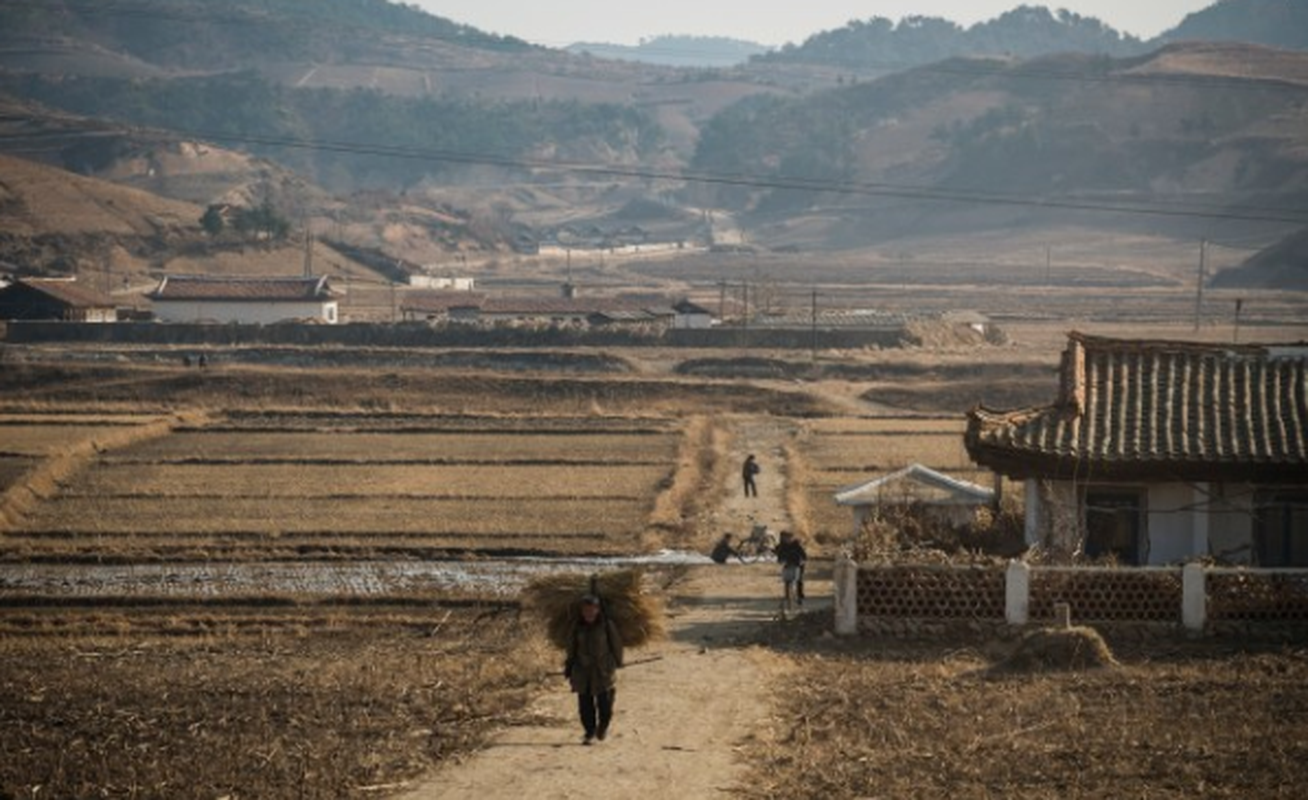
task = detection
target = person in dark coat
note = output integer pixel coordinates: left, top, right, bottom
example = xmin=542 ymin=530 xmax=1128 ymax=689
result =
xmin=775 ymin=531 xmax=807 ymax=607
xmin=710 ymin=533 xmax=741 ymax=564
xmin=742 ymin=454 xmax=760 ymax=498
xmin=565 ymin=594 xmax=624 ymax=745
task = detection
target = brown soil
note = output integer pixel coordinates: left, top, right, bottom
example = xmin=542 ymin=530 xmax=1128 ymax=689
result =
xmin=393 ymin=415 xmax=809 ymax=798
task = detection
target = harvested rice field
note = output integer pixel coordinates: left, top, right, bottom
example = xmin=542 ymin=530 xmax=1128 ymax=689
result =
xmin=3 ymin=412 xmax=684 ymax=561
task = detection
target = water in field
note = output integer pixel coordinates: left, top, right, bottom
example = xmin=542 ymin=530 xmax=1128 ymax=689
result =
xmin=0 ymin=551 xmax=718 ymax=598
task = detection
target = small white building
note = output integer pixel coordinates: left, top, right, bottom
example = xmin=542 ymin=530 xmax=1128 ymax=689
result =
xmin=834 ymin=464 xmax=995 ymax=537
xmin=672 ymin=299 xmax=714 ymax=329
xmin=147 ymin=275 xmax=340 ymax=325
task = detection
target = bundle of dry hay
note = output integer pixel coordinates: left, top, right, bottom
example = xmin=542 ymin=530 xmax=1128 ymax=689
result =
xmin=521 ymin=569 xmax=665 ymax=650
xmin=997 ymin=625 xmax=1118 ymax=672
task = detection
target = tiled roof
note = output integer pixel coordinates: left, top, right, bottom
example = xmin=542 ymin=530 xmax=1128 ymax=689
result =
xmin=966 ymin=332 xmax=1308 ymax=482
xmin=148 ymin=275 xmax=338 ymax=302
xmin=20 ymin=278 xmax=115 ymax=308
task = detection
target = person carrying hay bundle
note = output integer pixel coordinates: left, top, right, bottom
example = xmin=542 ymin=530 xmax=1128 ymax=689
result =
xmin=522 ymin=570 xmax=663 ymax=745
xmin=565 ymin=593 xmax=623 ymax=745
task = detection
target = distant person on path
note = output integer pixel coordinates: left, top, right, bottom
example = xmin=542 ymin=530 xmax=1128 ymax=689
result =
xmin=565 ymin=594 xmax=624 ymax=745
xmin=742 ymin=454 xmax=760 ymax=498
xmin=775 ymin=531 xmax=807 ymax=607
xmin=710 ymin=533 xmax=741 ymax=564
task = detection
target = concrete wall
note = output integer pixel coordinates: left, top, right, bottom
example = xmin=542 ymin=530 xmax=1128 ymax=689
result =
xmin=152 ymin=300 xmax=338 ymax=325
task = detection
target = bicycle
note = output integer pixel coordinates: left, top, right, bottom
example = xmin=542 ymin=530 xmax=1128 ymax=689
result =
xmin=735 ymin=525 xmax=776 ymax=562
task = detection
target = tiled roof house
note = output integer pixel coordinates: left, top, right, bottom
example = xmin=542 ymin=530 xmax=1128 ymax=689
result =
xmin=148 ymin=275 xmax=340 ymax=325
xmin=966 ymin=332 xmax=1308 ymax=566
xmin=0 ymin=277 xmax=117 ymax=322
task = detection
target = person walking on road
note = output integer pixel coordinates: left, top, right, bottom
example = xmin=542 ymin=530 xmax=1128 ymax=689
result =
xmin=742 ymin=454 xmax=760 ymax=498
xmin=775 ymin=531 xmax=807 ymax=609
xmin=565 ymin=594 xmax=624 ymax=745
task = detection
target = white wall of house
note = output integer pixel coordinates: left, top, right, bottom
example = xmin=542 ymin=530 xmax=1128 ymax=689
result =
xmin=1028 ymin=478 xmax=1257 ymax=565
xmin=673 ymin=311 xmax=713 ymax=330
xmin=1146 ymin=483 xmax=1205 ymax=565
xmin=153 ymin=300 xmax=338 ymax=325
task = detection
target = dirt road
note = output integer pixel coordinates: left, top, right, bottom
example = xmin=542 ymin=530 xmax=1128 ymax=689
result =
xmin=395 ymin=416 xmax=810 ymax=799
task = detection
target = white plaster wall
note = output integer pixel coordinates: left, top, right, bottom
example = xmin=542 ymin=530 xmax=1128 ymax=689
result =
xmin=1146 ymin=483 xmax=1201 ymax=565
xmin=153 ymin=300 xmax=338 ymax=325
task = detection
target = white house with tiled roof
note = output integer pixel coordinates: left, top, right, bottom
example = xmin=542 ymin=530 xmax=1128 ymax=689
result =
xmin=966 ymin=332 xmax=1308 ymax=566
xmin=147 ymin=275 xmax=340 ymax=325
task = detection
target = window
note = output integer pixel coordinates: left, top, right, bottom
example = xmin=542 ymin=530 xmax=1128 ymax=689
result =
xmin=1084 ymin=490 xmax=1144 ymax=565
xmin=1255 ymin=492 xmax=1308 ymax=567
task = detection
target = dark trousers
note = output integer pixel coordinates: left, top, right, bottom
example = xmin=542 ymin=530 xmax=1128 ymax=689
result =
xmin=578 ymin=688 xmax=615 ymax=737
xmin=743 ymin=477 xmax=757 ymax=497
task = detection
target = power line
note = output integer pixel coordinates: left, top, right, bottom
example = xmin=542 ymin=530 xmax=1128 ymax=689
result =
xmin=164 ymin=126 xmax=1308 ymax=226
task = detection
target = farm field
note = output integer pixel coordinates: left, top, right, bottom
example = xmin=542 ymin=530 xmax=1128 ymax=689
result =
xmin=2 ymin=412 xmax=688 ymax=561
xmin=2 ymin=326 xmax=1307 ymax=798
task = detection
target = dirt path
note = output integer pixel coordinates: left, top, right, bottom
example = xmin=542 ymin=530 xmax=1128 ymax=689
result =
xmin=394 ymin=416 xmax=808 ymax=799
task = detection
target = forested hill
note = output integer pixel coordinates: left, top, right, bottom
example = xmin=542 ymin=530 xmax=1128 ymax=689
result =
xmin=1160 ymin=0 xmax=1308 ymax=51
xmin=756 ymin=1 xmax=1308 ymax=74
xmin=757 ymin=6 xmax=1144 ymax=71
xmin=0 ymin=0 xmax=534 ymax=70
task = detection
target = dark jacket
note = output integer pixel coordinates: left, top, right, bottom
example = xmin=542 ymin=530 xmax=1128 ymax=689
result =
xmin=566 ymin=614 xmax=624 ymax=695
xmin=710 ymin=537 xmax=738 ymax=564
xmin=775 ymin=538 xmax=807 ymax=568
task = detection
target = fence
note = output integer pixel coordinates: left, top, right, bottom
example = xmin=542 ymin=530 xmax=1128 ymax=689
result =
xmin=832 ymin=558 xmax=1308 ymax=635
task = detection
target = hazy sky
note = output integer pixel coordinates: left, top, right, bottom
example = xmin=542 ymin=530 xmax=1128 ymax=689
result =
xmin=414 ymin=1 xmax=1215 ymax=47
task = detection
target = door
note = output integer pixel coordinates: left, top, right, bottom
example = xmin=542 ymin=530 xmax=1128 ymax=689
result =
xmin=1084 ymin=490 xmax=1144 ymax=565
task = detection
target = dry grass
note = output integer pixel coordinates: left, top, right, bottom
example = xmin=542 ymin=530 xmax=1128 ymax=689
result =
xmin=0 ymin=617 xmax=555 ymax=799
xmin=647 ymin=415 xmax=728 ymax=539
xmin=118 ymin=429 xmax=678 ymax=462
xmin=747 ymin=637 xmax=1308 ymax=800
xmin=521 ymin=568 xmax=666 ymax=650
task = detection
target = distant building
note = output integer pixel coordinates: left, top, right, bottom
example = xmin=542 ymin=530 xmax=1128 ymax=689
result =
xmin=672 ymin=299 xmax=714 ymax=329
xmin=0 ymin=277 xmax=117 ymax=322
xmin=834 ymin=464 xmax=995 ymax=537
xmin=147 ymin=275 xmax=340 ymax=325
xmin=408 ymin=275 xmax=476 ymax=291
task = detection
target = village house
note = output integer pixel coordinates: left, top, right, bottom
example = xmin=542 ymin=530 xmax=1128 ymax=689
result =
xmin=671 ymin=299 xmax=714 ymax=329
xmin=147 ymin=275 xmax=341 ymax=325
xmin=833 ymin=463 xmax=995 ymax=537
xmin=0 ymin=277 xmax=117 ymax=322
xmin=965 ymin=332 xmax=1308 ymax=566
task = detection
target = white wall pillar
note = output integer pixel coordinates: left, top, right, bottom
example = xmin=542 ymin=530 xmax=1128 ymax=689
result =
xmin=833 ymin=554 xmax=859 ymax=636
xmin=1182 ymin=563 xmax=1206 ymax=631
xmin=1006 ymin=560 xmax=1031 ymax=626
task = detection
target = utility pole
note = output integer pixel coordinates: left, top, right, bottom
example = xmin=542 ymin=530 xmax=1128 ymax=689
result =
xmin=810 ymin=288 xmax=818 ymax=363
xmin=1193 ymin=239 xmax=1207 ymax=332
xmin=1045 ymin=245 xmax=1052 ymax=286
xmin=1233 ymin=298 xmax=1244 ymax=343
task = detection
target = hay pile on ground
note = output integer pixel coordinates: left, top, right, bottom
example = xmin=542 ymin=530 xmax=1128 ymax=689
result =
xmin=997 ymin=625 xmax=1118 ymax=672
xmin=521 ymin=569 xmax=665 ymax=650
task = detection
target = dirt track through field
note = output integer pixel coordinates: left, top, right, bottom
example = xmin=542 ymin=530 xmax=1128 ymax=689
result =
xmin=394 ymin=416 xmax=806 ymax=799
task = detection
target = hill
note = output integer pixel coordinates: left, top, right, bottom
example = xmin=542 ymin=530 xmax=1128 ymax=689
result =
xmin=689 ymin=43 xmax=1308 ymax=254
xmin=566 ymin=36 xmax=771 ymax=68
xmin=0 ymin=152 xmax=389 ymax=301
xmin=1160 ymin=0 xmax=1308 ymax=51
